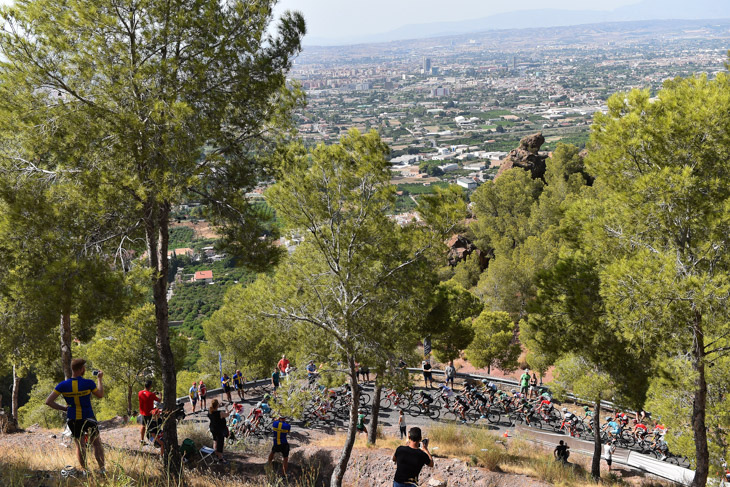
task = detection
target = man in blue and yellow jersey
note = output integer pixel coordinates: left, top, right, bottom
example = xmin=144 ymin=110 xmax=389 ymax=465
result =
xmin=46 ymin=358 xmax=105 ymax=474
xmin=267 ymin=416 xmax=291 ymax=475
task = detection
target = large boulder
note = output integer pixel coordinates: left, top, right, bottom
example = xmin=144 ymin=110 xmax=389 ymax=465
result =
xmin=496 ymin=132 xmax=548 ymax=181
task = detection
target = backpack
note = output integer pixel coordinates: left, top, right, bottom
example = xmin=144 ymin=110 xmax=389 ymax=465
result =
xmin=180 ymin=438 xmax=196 ymax=459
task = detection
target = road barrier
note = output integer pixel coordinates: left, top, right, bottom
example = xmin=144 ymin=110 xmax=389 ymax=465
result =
xmin=175 ymin=378 xmax=270 ymax=404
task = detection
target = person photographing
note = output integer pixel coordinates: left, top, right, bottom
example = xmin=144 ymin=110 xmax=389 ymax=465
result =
xmin=392 ymin=426 xmax=434 ymax=487
xmin=45 ymin=358 xmax=106 ymax=475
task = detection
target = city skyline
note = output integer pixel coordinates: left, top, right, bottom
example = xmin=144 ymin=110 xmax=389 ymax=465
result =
xmin=274 ymin=0 xmax=730 ymax=45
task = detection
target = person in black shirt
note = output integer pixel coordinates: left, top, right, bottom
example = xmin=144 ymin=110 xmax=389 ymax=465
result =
xmin=392 ymin=426 xmax=434 ymax=487
xmin=554 ymin=440 xmax=570 ymax=463
xmin=208 ymin=399 xmax=230 ymax=464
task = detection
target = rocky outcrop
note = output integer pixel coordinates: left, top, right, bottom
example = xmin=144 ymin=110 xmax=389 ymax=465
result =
xmin=496 ymin=132 xmax=549 ymax=181
xmin=446 ymin=234 xmax=489 ymax=269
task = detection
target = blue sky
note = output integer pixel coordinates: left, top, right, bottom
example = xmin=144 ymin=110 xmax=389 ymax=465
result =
xmin=273 ymin=0 xmax=640 ymax=41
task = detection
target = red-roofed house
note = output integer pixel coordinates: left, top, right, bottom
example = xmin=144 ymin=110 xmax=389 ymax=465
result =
xmin=193 ymin=270 xmax=213 ymax=283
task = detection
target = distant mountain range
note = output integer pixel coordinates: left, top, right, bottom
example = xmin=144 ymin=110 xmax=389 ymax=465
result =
xmin=304 ymin=0 xmax=730 ymax=46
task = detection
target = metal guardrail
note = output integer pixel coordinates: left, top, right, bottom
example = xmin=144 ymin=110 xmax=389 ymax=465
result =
xmin=175 ymin=378 xmax=270 ymax=404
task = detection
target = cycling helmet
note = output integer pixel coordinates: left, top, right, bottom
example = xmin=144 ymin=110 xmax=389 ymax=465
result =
xmin=263 ymin=393 xmax=271 ymax=402
xmin=510 ymin=389 xmax=516 ymax=394
xmin=481 ymin=379 xmax=488 ymax=384
xmin=606 ymin=416 xmax=612 ymax=422
xmin=562 ymin=407 xmax=568 ymax=413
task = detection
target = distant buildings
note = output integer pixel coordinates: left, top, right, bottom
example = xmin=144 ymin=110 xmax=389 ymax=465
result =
xmin=423 ymin=57 xmax=431 ymax=75
xmin=193 ymin=270 xmax=213 ymax=283
xmin=430 ymin=86 xmax=450 ymax=97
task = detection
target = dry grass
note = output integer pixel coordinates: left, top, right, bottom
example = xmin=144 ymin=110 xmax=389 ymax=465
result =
xmin=0 ymin=439 xmax=316 ymax=487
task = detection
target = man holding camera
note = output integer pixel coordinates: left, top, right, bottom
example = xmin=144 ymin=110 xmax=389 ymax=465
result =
xmin=138 ymin=379 xmax=161 ymax=445
xmin=46 ymin=358 xmax=105 ymax=474
xmin=392 ymin=426 xmax=434 ymax=487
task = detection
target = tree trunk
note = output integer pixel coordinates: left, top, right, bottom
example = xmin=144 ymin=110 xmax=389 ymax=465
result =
xmin=11 ymin=364 xmax=20 ymax=423
xmin=145 ymin=201 xmax=181 ymax=477
xmin=690 ymin=312 xmax=709 ymax=487
xmin=368 ymin=380 xmax=383 ymax=445
xmin=127 ymin=384 xmax=133 ymax=417
xmin=330 ymin=357 xmax=360 ymax=487
xmin=591 ymin=397 xmax=602 ymax=480
xmin=60 ymin=311 xmax=72 ymax=380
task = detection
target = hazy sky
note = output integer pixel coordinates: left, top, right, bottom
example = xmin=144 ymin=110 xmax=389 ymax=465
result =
xmin=273 ymin=0 xmax=640 ymax=41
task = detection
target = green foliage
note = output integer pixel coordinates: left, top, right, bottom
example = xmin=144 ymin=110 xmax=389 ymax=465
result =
xmin=203 ymin=278 xmax=289 ymax=379
xmin=465 ymin=311 xmax=520 ymax=374
xmin=396 ymin=182 xmax=450 ymax=195
xmin=168 ymin=227 xmax=195 ymax=250
xmin=470 ymin=169 xmax=543 ymax=255
xmin=425 ymin=280 xmax=482 ymax=363
xmin=451 ymin=253 xmax=482 ymax=290
xmin=418 ymin=160 xmax=444 ymax=176
xmin=85 ymin=305 xmax=161 ymax=416
xmin=18 ymin=379 xmax=64 ymax=429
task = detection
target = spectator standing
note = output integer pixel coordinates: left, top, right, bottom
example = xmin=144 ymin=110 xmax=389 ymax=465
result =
xmin=392 ymin=427 xmax=434 ymax=487
xmin=45 ymin=358 xmax=106 ymax=474
xmin=398 ymin=410 xmax=407 ymax=439
xmin=444 ymin=361 xmax=455 ymax=388
xmin=422 ymin=359 xmax=433 ymax=388
xmin=356 ymin=409 xmax=368 ymax=435
xmin=221 ymin=373 xmax=233 ymax=403
xmin=138 ymin=380 xmax=161 ymax=445
xmin=207 ymin=399 xmax=229 ymax=464
xmin=277 ymin=354 xmax=290 ymax=376
xmin=199 ymin=381 xmax=208 ymax=411
xmin=306 ymin=360 xmax=317 ymax=385
xmin=188 ymin=382 xmax=198 ymax=413
xmin=232 ymin=370 xmax=245 ymax=402
xmin=271 ymin=369 xmax=281 ymax=392
xmin=520 ymin=369 xmax=530 ymax=396
xmin=529 ymin=373 xmax=538 ymax=399
xmin=268 ymin=416 xmax=292 ymax=475
xmin=361 ymin=364 xmax=370 ymax=383
xmin=602 ymin=440 xmax=616 ymax=471
xmin=354 ymin=361 xmax=361 ymax=383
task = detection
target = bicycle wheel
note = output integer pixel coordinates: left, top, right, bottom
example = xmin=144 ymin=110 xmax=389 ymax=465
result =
xmin=621 ymin=430 xmax=636 ymax=448
xmin=359 ymin=393 xmax=371 ymax=405
xmin=382 ymin=397 xmax=393 ymax=409
xmin=428 ymin=406 xmax=441 ymax=420
xmin=443 ymin=408 xmax=459 ymax=422
xmin=487 ymin=410 xmax=501 ymax=424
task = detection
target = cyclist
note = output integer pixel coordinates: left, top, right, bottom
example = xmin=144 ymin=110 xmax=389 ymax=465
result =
xmin=603 ymin=416 xmax=621 ymax=441
xmin=417 ymin=390 xmax=435 ymax=413
xmin=652 ymin=432 xmax=669 ymax=461
xmin=455 ymin=394 xmax=470 ymax=423
xmin=561 ymin=407 xmax=577 ymax=437
xmin=439 ymin=384 xmax=455 ymax=407
xmin=632 ymin=420 xmax=649 ymax=442
xmin=232 ymin=370 xmax=245 ymax=402
xmin=538 ymin=395 xmax=553 ymax=420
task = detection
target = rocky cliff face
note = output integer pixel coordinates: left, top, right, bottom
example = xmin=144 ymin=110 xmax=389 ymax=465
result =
xmin=496 ymin=132 xmax=549 ymax=181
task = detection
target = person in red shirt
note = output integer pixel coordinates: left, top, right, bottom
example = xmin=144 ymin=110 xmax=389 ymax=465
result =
xmin=277 ymin=354 xmax=290 ymax=375
xmin=138 ymin=380 xmax=161 ymax=444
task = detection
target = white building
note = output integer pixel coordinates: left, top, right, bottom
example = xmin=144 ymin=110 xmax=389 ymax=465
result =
xmin=438 ymin=163 xmax=459 ymax=173
xmin=457 ymin=177 xmax=478 ymax=190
